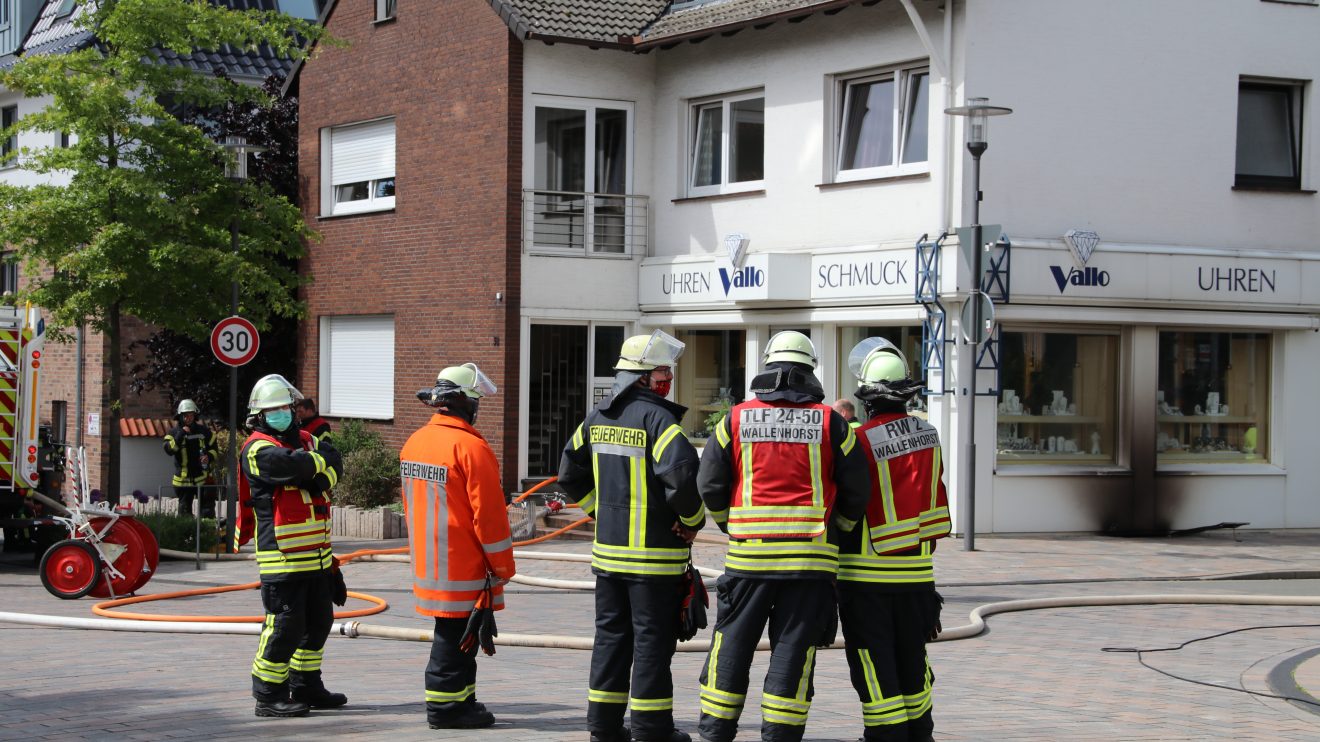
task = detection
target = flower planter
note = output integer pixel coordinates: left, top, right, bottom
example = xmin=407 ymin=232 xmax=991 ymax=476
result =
xmin=331 ymin=505 xmax=408 ymax=540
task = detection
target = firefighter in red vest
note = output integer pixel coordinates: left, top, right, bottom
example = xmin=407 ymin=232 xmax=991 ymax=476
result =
xmin=401 ymin=363 xmax=516 ymax=730
xmin=696 ymin=331 xmax=870 ymax=742
xmin=839 ymin=338 xmax=949 ymax=742
xmin=295 ymin=397 xmax=332 ymax=445
xmin=234 ymin=374 xmax=346 ymax=719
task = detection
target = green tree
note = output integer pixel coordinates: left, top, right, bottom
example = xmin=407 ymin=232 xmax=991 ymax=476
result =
xmin=0 ymin=0 xmax=324 ymax=499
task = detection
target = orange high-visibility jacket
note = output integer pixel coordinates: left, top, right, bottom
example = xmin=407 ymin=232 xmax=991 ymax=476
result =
xmin=400 ymin=414 xmax=516 ymax=618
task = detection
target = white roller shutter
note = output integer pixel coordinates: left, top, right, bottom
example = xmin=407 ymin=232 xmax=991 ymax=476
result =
xmin=322 ymin=315 xmax=395 ymax=419
xmin=330 ymin=118 xmax=395 ymax=186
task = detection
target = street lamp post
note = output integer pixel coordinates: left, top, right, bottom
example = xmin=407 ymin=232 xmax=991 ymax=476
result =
xmin=221 ymin=135 xmax=265 ymax=552
xmin=944 ymin=97 xmax=1011 ymax=552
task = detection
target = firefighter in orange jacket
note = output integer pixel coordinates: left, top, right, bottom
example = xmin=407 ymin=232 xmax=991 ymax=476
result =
xmin=400 ymin=363 xmax=516 ymax=730
xmin=696 ymin=331 xmax=870 ymax=742
xmin=839 ymin=338 xmax=950 ymax=741
xmin=234 ymin=374 xmax=346 ymax=719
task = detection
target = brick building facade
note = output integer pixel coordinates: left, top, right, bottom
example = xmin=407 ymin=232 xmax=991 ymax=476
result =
xmin=295 ymin=0 xmax=523 ymax=480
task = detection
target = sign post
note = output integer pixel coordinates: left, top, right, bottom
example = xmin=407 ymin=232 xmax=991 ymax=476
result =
xmin=211 ymin=316 xmax=259 ymax=554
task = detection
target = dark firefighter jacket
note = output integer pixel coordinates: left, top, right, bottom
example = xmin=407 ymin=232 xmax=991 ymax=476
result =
xmin=302 ymin=416 xmax=332 ymax=445
xmin=163 ymin=421 xmax=218 ymax=487
xmin=697 ymin=362 xmax=870 ymax=579
xmin=558 ymin=376 xmax=706 ymax=581
xmin=235 ymin=425 xmax=342 ymax=581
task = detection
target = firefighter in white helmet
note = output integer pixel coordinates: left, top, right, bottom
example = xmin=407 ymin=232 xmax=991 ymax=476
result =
xmin=402 ymin=363 xmax=515 ymax=730
xmin=559 ymin=330 xmax=706 ymax=742
xmin=695 ymin=331 xmax=870 ymax=742
xmin=234 ymin=374 xmax=347 ymax=718
xmin=838 ymin=338 xmax=949 ymax=741
xmin=163 ymin=398 xmax=219 ymax=517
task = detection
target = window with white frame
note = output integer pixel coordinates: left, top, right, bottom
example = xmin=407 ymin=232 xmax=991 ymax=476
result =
xmin=834 ymin=64 xmax=930 ymax=181
xmin=689 ymin=91 xmax=764 ymax=196
xmin=1235 ymin=78 xmax=1305 ymax=190
xmin=1 ymin=251 xmax=17 ymax=295
xmin=376 ymin=0 xmax=396 ymax=21
xmin=322 ymin=117 xmax=396 ymax=216
xmin=320 ymin=315 xmax=395 ymax=419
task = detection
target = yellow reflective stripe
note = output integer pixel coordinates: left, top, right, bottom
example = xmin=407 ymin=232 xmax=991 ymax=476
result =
xmin=591 ymin=555 xmax=688 ymax=576
xmin=879 ymin=459 xmax=896 ymax=524
xmin=870 ymin=516 xmax=919 ymax=539
xmin=795 ymin=646 xmax=816 ymax=701
xmin=289 ymin=648 xmax=323 ymax=671
xmin=591 ymin=543 xmax=690 ymax=559
xmin=765 ymin=693 xmax=809 ymax=714
xmin=699 ymin=686 xmax=743 ymax=706
xmin=729 ymin=505 xmax=824 ymax=520
xmin=578 ymin=490 xmax=597 ymax=516
xmin=274 ymin=521 xmax=328 ymax=535
xmin=709 ymin=507 xmax=729 ymax=524
xmin=840 ymin=425 xmax=856 ymax=456
xmin=588 ymin=688 xmax=628 ymax=704
xmin=680 ymin=504 xmax=707 ymax=528
xmin=653 ymin=424 xmax=683 ymax=463
xmin=715 ymin=417 xmax=731 ymax=447
xmin=808 ymin=443 xmax=824 ymax=508
xmin=426 ymin=685 xmax=476 ymax=702
xmin=929 ymin=445 xmax=941 ymax=507
xmin=308 ymin=451 xmax=327 ymax=476
xmin=701 ymin=699 xmax=740 ymax=719
xmin=728 ymin=522 xmax=825 ymax=539
xmin=322 ymin=464 xmax=338 ymax=489
xmin=630 ymin=697 xmax=673 ymax=711
xmin=629 ymin=456 xmax=644 ymax=548
xmin=723 ymin=556 xmax=838 ymax=574
xmin=859 ymin=649 xmax=882 ymax=704
xmin=572 ymin=424 xmax=585 ymax=449
xmin=762 ymin=708 xmax=807 ymax=725
xmin=246 ymin=439 xmax=274 ymax=476
xmin=739 ymin=442 xmax=754 ymax=506
xmin=706 ymin=631 xmax=723 ymax=693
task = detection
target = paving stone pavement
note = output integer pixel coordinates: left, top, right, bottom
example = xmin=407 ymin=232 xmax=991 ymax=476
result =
xmin=4 ymin=528 xmax=1320 ymax=740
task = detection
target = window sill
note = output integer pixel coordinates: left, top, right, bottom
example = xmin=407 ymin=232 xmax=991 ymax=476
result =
xmin=327 ymin=414 xmax=395 ymax=422
xmin=373 ymin=15 xmax=397 ymax=26
xmin=818 ymin=171 xmax=931 ymax=189
xmin=994 ymin=465 xmax=1129 ymax=477
xmin=1231 ymin=185 xmax=1316 ymax=194
xmin=317 ymin=207 xmax=396 ymax=221
xmin=672 ymin=189 xmax=766 ymax=204
xmin=1155 ymin=463 xmax=1285 ymax=476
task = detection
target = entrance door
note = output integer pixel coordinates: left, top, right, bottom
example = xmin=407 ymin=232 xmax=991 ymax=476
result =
xmin=527 ymin=325 xmax=588 ymax=477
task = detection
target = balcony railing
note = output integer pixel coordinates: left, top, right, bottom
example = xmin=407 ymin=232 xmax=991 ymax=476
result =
xmin=522 ymin=189 xmax=648 ymax=257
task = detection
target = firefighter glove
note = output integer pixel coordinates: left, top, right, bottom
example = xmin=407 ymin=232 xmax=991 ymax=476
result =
xmin=677 ymin=562 xmax=708 ymax=642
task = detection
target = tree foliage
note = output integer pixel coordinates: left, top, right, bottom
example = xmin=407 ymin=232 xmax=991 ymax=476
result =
xmin=0 ymin=0 xmax=325 ymax=339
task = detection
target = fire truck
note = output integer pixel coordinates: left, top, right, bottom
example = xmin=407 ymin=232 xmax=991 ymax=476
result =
xmin=0 ymin=303 xmax=55 ymax=551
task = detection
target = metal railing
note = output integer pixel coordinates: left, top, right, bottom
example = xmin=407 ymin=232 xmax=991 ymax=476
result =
xmin=522 ymin=189 xmax=648 ymax=257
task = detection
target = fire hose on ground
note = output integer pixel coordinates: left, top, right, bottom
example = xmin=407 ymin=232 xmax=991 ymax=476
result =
xmin=11 ymin=480 xmax=1320 ymax=650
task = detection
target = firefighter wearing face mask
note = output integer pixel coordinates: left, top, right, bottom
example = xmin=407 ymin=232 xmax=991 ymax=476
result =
xmin=401 ymin=363 xmax=516 ymax=731
xmin=234 ymin=374 xmax=346 ymax=719
xmin=838 ymin=338 xmax=949 ymax=742
xmin=695 ymin=331 xmax=870 ymax=742
xmin=558 ymin=330 xmax=706 ymax=742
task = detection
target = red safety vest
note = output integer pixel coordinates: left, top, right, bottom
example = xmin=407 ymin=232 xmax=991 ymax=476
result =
xmin=727 ymin=399 xmax=836 ymax=540
xmin=236 ymin=430 xmax=334 ymax=577
xmin=857 ymin=412 xmax=950 ymax=554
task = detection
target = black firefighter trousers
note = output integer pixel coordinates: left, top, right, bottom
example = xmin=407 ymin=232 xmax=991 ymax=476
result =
xmin=697 ymin=576 xmax=836 ymax=742
xmin=424 ymin=615 xmax=484 ymax=723
xmin=838 ymin=587 xmax=941 ymax=742
xmin=588 ymin=573 xmax=683 ymax=740
xmin=251 ymin=572 xmax=335 ymax=702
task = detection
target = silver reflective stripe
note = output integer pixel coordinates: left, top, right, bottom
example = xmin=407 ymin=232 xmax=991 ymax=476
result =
xmin=415 ymin=577 xmax=489 ymax=592
xmin=418 ymin=593 xmax=504 ymax=613
xmin=595 ymin=443 xmax=644 ymax=458
xmin=429 ymin=480 xmax=447 ymax=583
xmin=483 ymin=536 xmax=513 ymax=553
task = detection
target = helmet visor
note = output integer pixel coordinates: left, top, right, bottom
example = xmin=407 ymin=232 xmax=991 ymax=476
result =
xmin=638 ymin=330 xmax=685 ymax=368
xmin=847 ymin=338 xmax=906 ymax=381
xmin=461 ymin=363 xmax=498 ymax=398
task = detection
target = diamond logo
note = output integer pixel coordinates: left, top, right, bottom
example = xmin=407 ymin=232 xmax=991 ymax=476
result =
xmin=1064 ymin=229 xmax=1099 ymax=267
xmin=725 ymin=233 xmax=749 ymax=269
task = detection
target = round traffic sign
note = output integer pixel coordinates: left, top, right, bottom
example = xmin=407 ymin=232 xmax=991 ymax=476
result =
xmin=211 ymin=316 xmax=260 ymax=367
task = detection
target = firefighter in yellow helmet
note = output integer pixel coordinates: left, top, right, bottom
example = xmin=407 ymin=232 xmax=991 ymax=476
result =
xmin=839 ymin=338 xmax=949 ymax=741
xmin=234 ymin=374 xmax=346 ymax=718
xmin=401 ymin=363 xmax=515 ymax=730
xmin=696 ymin=331 xmax=870 ymax=742
xmin=163 ymin=398 xmax=219 ymax=517
xmin=559 ymin=330 xmax=706 ymax=742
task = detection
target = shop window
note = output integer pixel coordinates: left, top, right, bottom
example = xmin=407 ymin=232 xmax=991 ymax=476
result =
xmin=675 ymin=329 xmax=745 ymax=441
xmin=1156 ymin=331 xmax=1269 ymax=464
xmin=997 ymin=330 xmax=1118 ymax=465
xmin=1235 ymin=79 xmax=1304 ymax=190
xmin=319 ymin=315 xmax=395 ymax=419
xmin=688 ymin=91 xmax=764 ymax=196
xmin=837 ymin=326 xmax=924 ymax=421
xmin=834 ymin=64 xmax=930 ymax=181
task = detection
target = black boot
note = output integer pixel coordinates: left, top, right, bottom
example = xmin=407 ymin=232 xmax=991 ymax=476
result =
xmin=428 ymin=704 xmax=496 ymax=729
xmin=254 ymin=699 xmax=309 ymax=718
xmin=291 ymin=686 xmax=348 ymax=709
xmin=590 ymin=725 xmax=631 ymax=742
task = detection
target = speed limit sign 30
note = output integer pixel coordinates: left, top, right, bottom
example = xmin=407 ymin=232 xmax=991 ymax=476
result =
xmin=211 ymin=316 xmax=260 ymax=367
